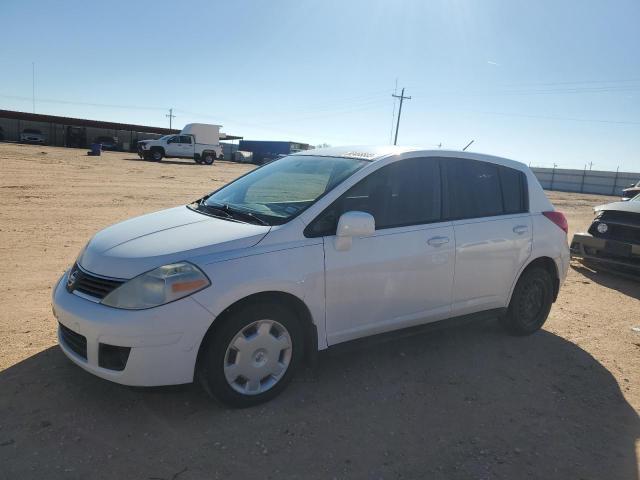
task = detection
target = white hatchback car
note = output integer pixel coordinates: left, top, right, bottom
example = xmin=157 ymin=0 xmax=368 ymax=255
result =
xmin=52 ymin=146 xmax=569 ymax=407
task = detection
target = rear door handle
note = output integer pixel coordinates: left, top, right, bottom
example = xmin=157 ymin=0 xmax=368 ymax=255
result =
xmin=427 ymin=236 xmax=450 ymax=247
xmin=513 ymin=225 xmax=529 ymax=235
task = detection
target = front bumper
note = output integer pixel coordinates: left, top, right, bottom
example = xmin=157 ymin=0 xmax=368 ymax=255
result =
xmin=570 ymin=233 xmax=640 ymax=272
xmin=52 ymin=271 xmax=215 ymax=386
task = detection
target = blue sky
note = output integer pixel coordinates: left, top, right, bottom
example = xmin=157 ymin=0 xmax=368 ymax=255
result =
xmin=1 ymin=0 xmax=639 ymax=171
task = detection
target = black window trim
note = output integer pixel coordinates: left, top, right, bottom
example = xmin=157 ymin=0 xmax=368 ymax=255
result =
xmin=304 ymin=156 xmax=531 ymax=238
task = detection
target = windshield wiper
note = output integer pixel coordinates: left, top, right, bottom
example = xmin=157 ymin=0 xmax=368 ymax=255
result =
xmin=194 ymin=199 xmax=234 ymax=220
xmin=206 ymin=201 xmax=270 ymax=226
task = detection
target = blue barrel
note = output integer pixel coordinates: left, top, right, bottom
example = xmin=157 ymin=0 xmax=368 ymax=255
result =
xmin=90 ymin=143 xmax=102 ymax=156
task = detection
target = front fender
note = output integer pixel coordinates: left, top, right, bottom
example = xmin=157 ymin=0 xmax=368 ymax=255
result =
xmin=191 ymin=242 xmax=327 ymax=349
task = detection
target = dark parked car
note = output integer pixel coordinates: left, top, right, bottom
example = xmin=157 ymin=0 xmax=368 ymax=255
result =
xmin=571 ymin=196 xmax=640 ymax=276
xmin=621 ymin=181 xmax=640 ymax=201
xmin=93 ymin=136 xmax=119 ymax=151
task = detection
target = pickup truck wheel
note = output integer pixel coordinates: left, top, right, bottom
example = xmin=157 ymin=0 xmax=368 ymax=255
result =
xmin=202 ymin=152 xmax=216 ymax=165
xmin=198 ymin=302 xmax=303 ymax=408
xmin=501 ymin=267 xmax=553 ymax=336
xmin=151 ymin=149 xmax=164 ymax=161
xmin=142 ymin=151 xmax=152 ymax=161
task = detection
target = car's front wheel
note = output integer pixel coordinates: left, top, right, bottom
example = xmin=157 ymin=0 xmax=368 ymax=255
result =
xmin=150 ymin=149 xmax=164 ymax=161
xmin=501 ymin=267 xmax=554 ymax=335
xmin=198 ymin=302 xmax=303 ymax=407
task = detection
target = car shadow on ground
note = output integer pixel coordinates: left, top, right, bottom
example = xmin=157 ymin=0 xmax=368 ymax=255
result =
xmin=1 ymin=318 xmax=638 ymax=480
xmin=571 ymin=262 xmax=640 ymax=301
xmin=121 ymin=157 xmax=203 ymax=167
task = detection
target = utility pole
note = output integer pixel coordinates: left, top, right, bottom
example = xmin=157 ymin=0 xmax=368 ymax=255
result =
xmin=166 ymin=108 xmax=176 ymax=130
xmin=392 ymin=87 xmax=411 ymax=145
xmin=32 ymin=62 xmax=35 ymax=113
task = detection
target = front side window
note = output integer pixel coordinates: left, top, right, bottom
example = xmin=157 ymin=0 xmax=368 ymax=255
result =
xmin=179 ymin=135 xmax=192 ymax=144
xmin=307 ymin=157 xmax=441 ymax=237
xmin=200 ymin=155 xmax=367 ymax=225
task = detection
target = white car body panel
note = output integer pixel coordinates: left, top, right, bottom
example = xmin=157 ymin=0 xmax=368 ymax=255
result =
xmin=52 ymin=145 xmax=569 ymax=387
xmin=79 ymin=206 xmax=270 ymax=279
xmin=324 ymin=222 xmax=454 ymax=344
xmin=450 ymin=214 xmax=532 ymax=316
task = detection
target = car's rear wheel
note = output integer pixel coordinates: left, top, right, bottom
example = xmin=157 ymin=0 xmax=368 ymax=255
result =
xmin=202 ymin=151 xmax=216 ymax=165
xmin=198 ymin=302 xmax=303 ymax=408
xmin=501 ymin=267 xmax=554 ymax=335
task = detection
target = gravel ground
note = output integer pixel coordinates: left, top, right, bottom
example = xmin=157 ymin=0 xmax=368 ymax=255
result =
xmin=0 ymin=143 xmax=638 ymax=479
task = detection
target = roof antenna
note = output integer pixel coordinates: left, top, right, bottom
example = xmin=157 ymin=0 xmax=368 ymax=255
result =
xmin=462 ymin=139 xmax=474 ymax=151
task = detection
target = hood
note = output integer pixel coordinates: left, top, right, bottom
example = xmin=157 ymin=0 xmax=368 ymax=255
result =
xmin=78 ymin=206 xmax=270 ymax=278
xmin=595 ymin=200 xmax=640 ymax=214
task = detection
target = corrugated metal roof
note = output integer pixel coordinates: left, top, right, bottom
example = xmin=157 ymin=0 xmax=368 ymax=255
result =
xmin=0 ymin=109 xmax=243 ymax=139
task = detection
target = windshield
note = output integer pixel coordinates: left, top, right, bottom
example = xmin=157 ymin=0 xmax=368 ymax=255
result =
xmin=200 ymin=155 xmax=367 ymax=225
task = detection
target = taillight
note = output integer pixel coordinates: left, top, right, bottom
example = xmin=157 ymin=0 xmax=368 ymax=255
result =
xmin=543 ymin=211 xmax=568 ymax=234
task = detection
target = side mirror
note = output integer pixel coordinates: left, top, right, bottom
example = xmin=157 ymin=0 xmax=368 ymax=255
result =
xmin=334 ymin=211 xmax=375 ymax=251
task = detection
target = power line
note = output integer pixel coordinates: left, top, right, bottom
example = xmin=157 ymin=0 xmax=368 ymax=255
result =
xmin=392 ymin=87 xmax=411 ymax=145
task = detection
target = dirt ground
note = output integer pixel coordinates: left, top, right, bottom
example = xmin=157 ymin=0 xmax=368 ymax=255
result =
xmin=0 ymin=143 xmax=638 ymax=479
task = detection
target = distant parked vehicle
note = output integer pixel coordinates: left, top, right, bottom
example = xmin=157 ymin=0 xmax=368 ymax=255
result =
xmin=20 ymin=128 xmax=46 ymax=144
xmin=621 ymin=181 xmax=640 ymax=201
xmin=93 ymin=136 xmax=119 ymax=151
xmin=137 ymin=123 xmax=223 ymax=165
xmin=571 ymin=196 xmax=640 ymax=277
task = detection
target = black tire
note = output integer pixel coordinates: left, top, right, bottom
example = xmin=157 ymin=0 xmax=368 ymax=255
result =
xmin=142 ymin=151 xmax=152 ymax=161
xmin=501 ymin=267 xmax=554 ymax=335
xmin=202 ymin=151 xmax=216 ymax=165
xmin=198 ymin=302 xmax=304 ymax=408
xmin=150 ymin=149 xmax=164 ymax=161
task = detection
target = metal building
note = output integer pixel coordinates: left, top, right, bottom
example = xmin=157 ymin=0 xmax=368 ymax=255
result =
xmin=0 ymin=110 xmax=242 ymax=153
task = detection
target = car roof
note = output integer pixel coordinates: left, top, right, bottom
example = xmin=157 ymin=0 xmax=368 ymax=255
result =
xmin=293 ymin=145 xmax=528 ymax=172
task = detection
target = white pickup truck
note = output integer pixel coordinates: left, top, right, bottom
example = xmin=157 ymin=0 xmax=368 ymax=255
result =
xmin=137 ymin=123 xmax=223 ymax=164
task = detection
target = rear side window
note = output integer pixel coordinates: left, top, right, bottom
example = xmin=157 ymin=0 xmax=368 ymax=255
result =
xmin=444 ymin=159 xmax=502 ymax=219
xmin=499 ymin=166 xmax=527 ymax=214
xmin=443 ymin=158 xmax=527 ymax=219
xmin=306 ymin=157 xmax=441 ymax=236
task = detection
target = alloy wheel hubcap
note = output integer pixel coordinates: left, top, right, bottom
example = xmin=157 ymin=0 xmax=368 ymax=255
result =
xmin=223 ymin=319 xmax=292 ymax=395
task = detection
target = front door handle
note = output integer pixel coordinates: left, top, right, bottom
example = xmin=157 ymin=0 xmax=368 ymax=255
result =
xmin=513 ymin=225 xmax=529 ymax=235
xmin=427 ymin=236 xmax=450 ymax=247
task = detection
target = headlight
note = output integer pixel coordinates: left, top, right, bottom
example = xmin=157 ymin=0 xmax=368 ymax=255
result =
xmin=101 ymin=262 xmax=210 ymax=310
xmin=596 ymin=222 xmax=608 ymax=234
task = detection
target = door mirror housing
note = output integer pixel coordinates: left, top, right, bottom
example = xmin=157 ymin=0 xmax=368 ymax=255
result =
xmin=335 ymin=211 xmax=375 ymax=251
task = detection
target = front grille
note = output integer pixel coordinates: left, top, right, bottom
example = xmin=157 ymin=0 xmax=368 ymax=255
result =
xmin=589 ymin=211 xmax=640 ymax=245
xmin=59 ymin=323 xmax=87 ymax=359
xmin=99 ymin=343 xmax=131 ymax=371
xmin=67 ymin=263 xmax=124 ymax=300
